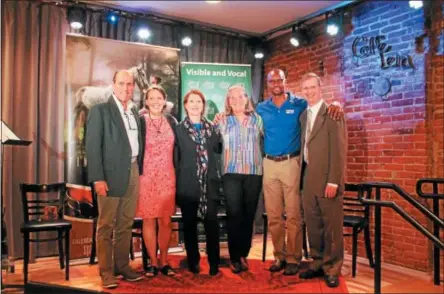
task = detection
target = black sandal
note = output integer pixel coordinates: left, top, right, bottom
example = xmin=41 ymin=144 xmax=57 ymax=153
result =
xmin=160 ymin=265 xmax=176 ymax=276
xmin=144 ymin=266 xmax=158 ymax=277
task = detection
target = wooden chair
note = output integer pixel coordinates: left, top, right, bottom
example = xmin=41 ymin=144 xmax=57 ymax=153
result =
xmin=343 ymin=183 xmax=374 ymax=277
xmin=20 ymin=183 xmax=72 ymax=284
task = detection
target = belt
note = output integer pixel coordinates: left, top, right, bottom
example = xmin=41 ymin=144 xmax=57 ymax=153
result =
xmin=131 ymin=157 xmax=137 ymax=163
xmin=265 ymin=151 xmax=300 ymax=162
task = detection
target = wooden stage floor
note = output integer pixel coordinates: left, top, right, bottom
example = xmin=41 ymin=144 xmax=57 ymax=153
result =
xmin=2 ymin=234 xmax=442 ymax=293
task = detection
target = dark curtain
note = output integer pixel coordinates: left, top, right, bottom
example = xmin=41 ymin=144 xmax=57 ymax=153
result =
xmin=1 ymin=1 xmax=264 ymax=259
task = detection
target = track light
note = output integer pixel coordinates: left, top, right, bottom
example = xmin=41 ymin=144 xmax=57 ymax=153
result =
xmin=409 ymin=1 xmax=423 ymax=9
xmin=180 ymin=25 xmax=193 ymax=47
xmin=290 ymin=25 xmax=311 ymax=47
xmin=106 ymin=12 xmax=119 ymax=24
xmin=136 ymin=19 xmax=151 ymax=40
xmin=248 ymin=37 xmax=266 ymax=59
xmin=326 ymin=12 xmax=343 ymax=36
xmin=67 ymin=6 xmax=86 ymax=30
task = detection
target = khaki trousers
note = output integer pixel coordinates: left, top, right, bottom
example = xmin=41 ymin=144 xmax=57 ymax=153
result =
xmin=96 ymin=162 xmax=139 ymax=278
xmin=263 ymin=157 xmax=302 ymax=264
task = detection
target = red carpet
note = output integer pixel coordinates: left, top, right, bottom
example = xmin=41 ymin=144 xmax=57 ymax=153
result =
xmin=107 ymin=256 xmax=349 ymax=293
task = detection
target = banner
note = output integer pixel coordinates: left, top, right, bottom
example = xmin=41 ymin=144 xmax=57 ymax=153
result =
xmin=65 ymin=34 xmax=180 ymax=259
xmin=180 ymin=62 xmax=252 ymax=120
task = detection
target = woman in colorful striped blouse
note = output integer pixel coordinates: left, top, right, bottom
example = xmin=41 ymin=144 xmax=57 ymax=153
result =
xmin=217 ymin=84 xmax=263 ymax=273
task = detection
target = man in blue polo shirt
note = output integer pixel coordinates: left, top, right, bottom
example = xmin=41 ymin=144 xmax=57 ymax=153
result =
xmin=257 ymin=68 xmax=341 ymax=276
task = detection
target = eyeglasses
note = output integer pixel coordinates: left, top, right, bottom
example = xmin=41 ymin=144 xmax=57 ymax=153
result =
xmin=124 ymin=113 xmax=137 ymax=131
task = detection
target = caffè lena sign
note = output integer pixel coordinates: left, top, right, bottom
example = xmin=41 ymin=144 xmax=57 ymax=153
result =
xmin=352 ymin=35 xmax=415 ymax=69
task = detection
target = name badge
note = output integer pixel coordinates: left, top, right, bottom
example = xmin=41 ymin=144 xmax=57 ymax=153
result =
xmin=286 ymin=109 xmax=295 ymax=114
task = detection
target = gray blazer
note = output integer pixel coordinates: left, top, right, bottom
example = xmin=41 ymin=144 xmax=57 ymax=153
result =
xmin=85 ymin=97 xmax=143 ymax=197
xmin=300 ymin=101 xmax=347 ymax=197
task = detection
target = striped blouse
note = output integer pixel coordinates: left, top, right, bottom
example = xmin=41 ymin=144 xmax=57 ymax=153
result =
xmin=218 ymin=113 xmax=263 ymax=176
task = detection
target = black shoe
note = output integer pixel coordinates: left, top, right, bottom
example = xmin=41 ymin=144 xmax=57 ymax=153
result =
xmin=299 ymin=269 xmax=324 ymax=279
xmin=230 ymin=261 xmax=243 ymax=274
xmin=324 ymin=275 xmax=339 ymax=288
xmin=160 ymin=264 xmax=176 ymax=276
xmin=188 ymin=264 xmax=200 ymax=274
xmin=269 ymin=260 xmax=287 ymax=272
xmin=240 ymin=257 xmax=249 ymax=271
xmin=283 ymin=263 xmax=299 ymax=276
xmin=144 ymin=266 xmax=158 ymax=277
xmin=209 ymin=266 xmax=219 ymax=276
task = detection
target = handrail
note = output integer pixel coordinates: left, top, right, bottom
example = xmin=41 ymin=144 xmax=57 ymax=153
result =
xmin=416 ymin=178 xmax=444 ymax=199
xmin=358 ymin=197 xmax=444 ymax=249
xmin=415 ymin=178 xmax=444 ymax=286
xmin=358 ymin=182 xmax=444 ymax=294
xmin=362 ymin=182 xmax=444 ymax=227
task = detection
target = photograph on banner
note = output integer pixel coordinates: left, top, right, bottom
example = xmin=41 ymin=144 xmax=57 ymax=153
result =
xmin=64 ymin=35 xmax=180 ymax=259
xmin=180 ymin=62 xmax=252 ymax=121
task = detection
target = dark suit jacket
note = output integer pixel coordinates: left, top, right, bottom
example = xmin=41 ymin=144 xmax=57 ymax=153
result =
xmin=174 ymin=122 xmax=222 ymax=204
xmin=85 ymin=97 xmax=143 ymax=197
xmin=139 ymin=113 xmax=178 ymax=175
xmin=300 ymin=101 xmax=347 ymax=197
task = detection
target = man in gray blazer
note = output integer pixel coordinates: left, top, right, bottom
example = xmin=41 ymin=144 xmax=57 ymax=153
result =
xmin=86 ymin=70 xmax=143 ymax=289
xmin=298 ymin=73 xmax=347 ymax=288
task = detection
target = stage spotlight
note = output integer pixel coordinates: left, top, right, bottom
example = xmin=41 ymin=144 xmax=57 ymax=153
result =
xmin=248 ymin=37 xmax=266 ymax=59
xmin=181 ymin=36 xmax=192 ymax=47
xmin=138 ymin=28 xmax=151 ymax=39
xmin=67 ymin=6 xmax=86 ymax=29
xmin=254 ymin=52 xmax=264 ymax=59
xmin=290 ymin=25 xmax=311 ymax=47
xmin=290 ymin=27 xmax=300 ymax=47
xmin=180 ymin=25 xmax=193 ymax=47
xmin=326 ymin=12 xmax=342 ymax=36
xmin=409 ymin=1 xmax=423 ymax=9
xmin=136 ymin=19 xmax=151 ymax=40
xmin=107 ymin=12 xmax=119 ymax=24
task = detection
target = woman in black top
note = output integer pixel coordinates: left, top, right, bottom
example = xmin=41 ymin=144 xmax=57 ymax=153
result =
xmin=175 ymin=89 xmax=221 ymax=276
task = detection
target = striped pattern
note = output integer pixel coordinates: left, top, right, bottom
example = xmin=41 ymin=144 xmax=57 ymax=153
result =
xmin=218 ymin=113 xmax=263 ymax=175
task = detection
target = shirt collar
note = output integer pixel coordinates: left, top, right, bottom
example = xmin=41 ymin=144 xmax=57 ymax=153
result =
xmin=308 ymin=99 xmax=324 ymax=114
xmin=112 ymin=94 xmax=134 ymax=114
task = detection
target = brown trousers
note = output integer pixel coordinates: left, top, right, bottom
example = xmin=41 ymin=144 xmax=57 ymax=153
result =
xmin=263 ymin=157 xmax=303 ymax=264
xmin=96 ymin=162 xmax=139 ymax=278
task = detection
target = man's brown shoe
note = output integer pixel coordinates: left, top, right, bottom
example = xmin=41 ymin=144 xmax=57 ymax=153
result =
xmin=102 ymin=276 xmax=118 ymax=289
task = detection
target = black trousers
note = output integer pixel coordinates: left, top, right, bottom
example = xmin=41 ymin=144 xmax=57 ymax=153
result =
xmin=179 ymin=198 xmax=220 ymax=268
xmin=222 ymin=173 xmax=262 ymax=262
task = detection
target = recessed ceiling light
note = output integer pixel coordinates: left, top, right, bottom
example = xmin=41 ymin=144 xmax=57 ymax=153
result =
xmin=206 ymin=1 xmax=221 ymax=3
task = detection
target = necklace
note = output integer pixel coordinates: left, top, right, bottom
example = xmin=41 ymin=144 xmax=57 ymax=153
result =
xmin=148 ymin=113 xmax=163 ymax=134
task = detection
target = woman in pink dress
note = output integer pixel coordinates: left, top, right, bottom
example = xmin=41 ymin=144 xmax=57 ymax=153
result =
xmin=137 ymin=85 xmax=177 ymax=276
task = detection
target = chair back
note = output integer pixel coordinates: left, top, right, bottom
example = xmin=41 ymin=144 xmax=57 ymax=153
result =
xmin=20 ymin=183 xmax=67 ymax=223
xmin=64 ymin=183 xmax=98 ymax=219
xmin=343 ymin=183 xmax=371 ymax=219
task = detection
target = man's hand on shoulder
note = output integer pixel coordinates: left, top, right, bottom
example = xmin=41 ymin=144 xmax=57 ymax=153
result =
xmin=327 ymin=101 xmax=344 ymax=121
xmin=94 ymin=181 xmax=109 ymax=197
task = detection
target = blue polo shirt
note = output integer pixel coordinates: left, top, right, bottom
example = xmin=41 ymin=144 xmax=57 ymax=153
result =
xmin=256 ymin=92 xmax=307 ymax=156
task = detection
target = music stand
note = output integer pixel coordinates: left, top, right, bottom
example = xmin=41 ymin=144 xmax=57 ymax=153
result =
xmin=1 ymin=121 xmax=31 ymax=289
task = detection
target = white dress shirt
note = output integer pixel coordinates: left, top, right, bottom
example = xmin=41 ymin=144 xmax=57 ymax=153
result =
xmin=112 ymin=95 xmax=139 ymax=159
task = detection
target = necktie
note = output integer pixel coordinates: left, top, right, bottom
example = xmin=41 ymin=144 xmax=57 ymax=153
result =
xmin=304 ymin=109 xmax=312 ymax=163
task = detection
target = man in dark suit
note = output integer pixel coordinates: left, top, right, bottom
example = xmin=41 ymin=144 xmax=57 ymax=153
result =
xmin=86 ymin=70 xmax=143 ymax=289
xmin=298 ymin=73 xmax=347 ymax=288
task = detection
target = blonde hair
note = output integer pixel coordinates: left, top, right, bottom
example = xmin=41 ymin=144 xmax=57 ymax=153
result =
xmin=300 ymin=72 xmax=322 ymax=87
xmin=224 ymin=84 xmax=255 ymax=115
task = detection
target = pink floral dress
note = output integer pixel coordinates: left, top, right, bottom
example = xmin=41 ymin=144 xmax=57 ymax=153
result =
xmin=137 ymin=115 xmax=176 ymax=218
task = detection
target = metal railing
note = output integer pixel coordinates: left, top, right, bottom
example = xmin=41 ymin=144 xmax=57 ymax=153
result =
xmin=416 ymin=178 xmax=444 ymax=286
xmin=358 ymin=180 xmax=444 ymax=294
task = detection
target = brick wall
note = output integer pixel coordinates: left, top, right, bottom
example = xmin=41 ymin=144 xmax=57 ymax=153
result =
xmin=264 ymin=0 xmax=443 ymax=271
